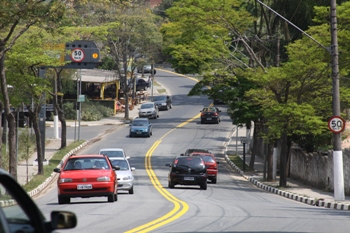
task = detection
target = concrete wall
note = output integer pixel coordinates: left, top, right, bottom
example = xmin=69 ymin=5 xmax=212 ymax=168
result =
xmin=289 ymin=148 xmax=350 ymax=195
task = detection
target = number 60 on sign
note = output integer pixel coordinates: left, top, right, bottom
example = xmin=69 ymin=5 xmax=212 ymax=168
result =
xmin=328 ymin=116 xmax=346 ymax=133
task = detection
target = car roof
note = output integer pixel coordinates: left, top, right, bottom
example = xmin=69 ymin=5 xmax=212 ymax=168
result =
xmin=68 ymin=154 xmax=107 ymax=159
xmin=189 ymin=152 xmax=214 ymax=156
xmin=99 ymin=148 xmax=124 ymax=152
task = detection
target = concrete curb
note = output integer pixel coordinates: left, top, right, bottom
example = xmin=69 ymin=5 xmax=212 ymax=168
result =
xmin=223 ymin=151 xmax=350 ymax=211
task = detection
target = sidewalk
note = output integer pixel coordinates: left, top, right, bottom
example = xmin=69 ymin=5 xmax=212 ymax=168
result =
xmin=224 ymin=126 xmax=350 ymax=211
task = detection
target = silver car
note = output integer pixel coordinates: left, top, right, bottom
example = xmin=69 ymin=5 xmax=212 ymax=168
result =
xmin=99 ymin=148 xmax=130 ymax=159
xmin=138 ymin=102 xmax=159 ymax=119
xmin=109 ymin=158 xmax=135 ymax=194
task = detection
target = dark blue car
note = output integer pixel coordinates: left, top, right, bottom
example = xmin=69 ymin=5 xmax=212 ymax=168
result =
xmin=129 ymin=118 xmax=152 ymax=137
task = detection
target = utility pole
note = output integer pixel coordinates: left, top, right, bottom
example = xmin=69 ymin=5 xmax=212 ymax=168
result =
xmin=330 ymin=0 xmax=344 ymax=201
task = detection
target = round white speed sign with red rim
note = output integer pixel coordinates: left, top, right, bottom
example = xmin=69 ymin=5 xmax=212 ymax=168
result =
xmin=328 ymin=116 xmax=346 ymax=133
xmin=70 ymin=48 xmax=85 ymax=62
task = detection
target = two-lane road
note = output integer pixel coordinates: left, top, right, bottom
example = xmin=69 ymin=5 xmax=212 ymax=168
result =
xmin=37 ymin=70 xmax=350 ymax=233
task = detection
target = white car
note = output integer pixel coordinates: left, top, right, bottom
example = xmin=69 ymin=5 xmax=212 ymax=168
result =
xmin=138 ymin=102 xmax=159 ymax=119
xmin=109 ymin=158 xmax=135 ymax=194
xmin=99 ymin=148 xmax=130 ymax=159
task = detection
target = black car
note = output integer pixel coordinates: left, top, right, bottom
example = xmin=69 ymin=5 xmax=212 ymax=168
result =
xmin=152 ymin=95 xmax=172 ymax=110
xmin=200 ymin=106 xmax=221 ymax=124
xmin=129 ymin=78 xmax=150 ymax=91
xmin=0 ymin=169 xmax=77 ymax=232
xmin=166 ymin=156 xmax=207 ymax=190
xmin=180 ymin=148 xmax=211 ymax=156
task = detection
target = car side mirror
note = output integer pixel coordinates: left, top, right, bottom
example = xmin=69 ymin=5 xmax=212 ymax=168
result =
xmin=53 ymin=168 xmax=61 ymax=173
xmin=50 ymin=211 xmax=77 ymax=230
xmin=131 ymin=167 xmax=136 ymax=171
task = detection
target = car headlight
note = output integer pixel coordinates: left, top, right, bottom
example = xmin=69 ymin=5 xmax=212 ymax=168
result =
xmin=122 ymin=176 xmax=132 ymax=181
xmin=97 ymin=176 xmax=111 ymax=181
xmin=143 ymin=128 xmax=148 ymax=132
xmin=59 ymin=178 xmax=72 ymax=183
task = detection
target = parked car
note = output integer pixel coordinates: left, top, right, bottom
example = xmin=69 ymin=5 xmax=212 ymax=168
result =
xmin=109 ymin=158 xmax=135 ymax=194
xmin=200 ymin=106 xmax=221 ymax=124
xmin=53 ymin=154 xmax=119 ymax=204
xmin=152 ymin=95 xmax=172 ymax=110
xmin=137 ymin=65 xmax=156 ymax=74
xmin=138 ymin=102 xmax=159 ymax=119
xmin=129 ymin=78 xmax=150 ymax=91
xmin=189 ymin=152 xmax=219 ymax=184
xmin=0 ymin=168 xmax=77 ymax=232
xmin=129 ymin=117 xmax=153 ymax=137
xmin=165 ymin=156 xmax=208 ymax=190
xmin=99 ymin=148 xmax=130 ymax=159
xmin=180 ymin=148 xmax=211 ymax=156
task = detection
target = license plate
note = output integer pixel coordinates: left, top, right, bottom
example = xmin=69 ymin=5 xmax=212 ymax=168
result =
xmin=207 ymin=118 xmax=212 ymax=120
xmin=184 ymin=177 xmax=195 ymax=181
xmin=77 ymin=184 xmax=92 ymax=190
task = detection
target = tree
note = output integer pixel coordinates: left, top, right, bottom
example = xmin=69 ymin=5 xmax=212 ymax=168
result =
xmin=0 ymin=0 xmax=66 ymax=179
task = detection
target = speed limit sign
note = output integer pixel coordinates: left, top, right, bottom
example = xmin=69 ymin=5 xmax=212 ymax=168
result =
xmin=70 ymin=48 xmax=85 ymax=62
xmin=328 ymin=116 xmax=346 ymax=133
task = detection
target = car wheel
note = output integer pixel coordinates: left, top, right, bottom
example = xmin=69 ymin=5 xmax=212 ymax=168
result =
xmin=170 ymin=104 xmax=172 ymax=109
xmin=168 ymin=180 xmax=174 ymax=188
xmin=129 ymin=187 xmax=134 ymax=194
xmin=147 ymin=132 xmax=151 ymax=137
xmin=212 ymin=177 xmax=217 ymax=184
xmin=216 ymin=119 xmax=220 ymax=124
xmin=201 ymin=182 xmax=207 ymax=190
xmin=114 ymin=193 xmax=118 ymax=201
xmin=150 ymin=130 xmax=153 ymax=136
xmin=108 ymin=194 xmax=115 ymax=203
xmin=129 ymin=134 xmax=133 ymax=138
xmin=201 ymin=120 xmax=204 ymax=124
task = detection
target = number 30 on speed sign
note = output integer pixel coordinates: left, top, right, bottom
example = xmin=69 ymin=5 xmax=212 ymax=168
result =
xmin=328 ymin=116 xmax=346 ymax=133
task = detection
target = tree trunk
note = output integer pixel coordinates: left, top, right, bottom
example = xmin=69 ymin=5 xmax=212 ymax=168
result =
xmin=279 ymin=132 xmax=288 ymax=187
xmin=0 ymin=45 xmax=17 ymax=179
xmin=29 ymin=109 xmax=43 ymax=175
xmin=0 ymin=102 xmax=3 ymax=168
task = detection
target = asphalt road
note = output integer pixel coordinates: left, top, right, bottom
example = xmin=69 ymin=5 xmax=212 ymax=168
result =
xmin=36 ymin=69 xmax=350 ymax=233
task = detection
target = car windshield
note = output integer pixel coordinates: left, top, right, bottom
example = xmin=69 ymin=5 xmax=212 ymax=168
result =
xmin=153 ymin=96 xmax=166 ymax=101
xmin=141 ymin=104 xmax=154 ymax=109
xmin=100 ymin=151 xmax=124 ymax=158
xmin=132 ymin=120 xmax=148 ymax=126
xmin=111 ymin=160 xmax=129 ymax=171
xmin=64 ymin=158 xmax=110 ymax=170
xmin=176 ymin=157 xmax=203 ymax=168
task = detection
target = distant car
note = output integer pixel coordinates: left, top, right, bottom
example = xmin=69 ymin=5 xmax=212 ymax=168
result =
xmin=129 ymin=78 xmax=150 ymax=91
xmin=54 ymin=154 xmax=119 ymax=204
xmin=189 ymin=152 xmax=219 ymax=184
xmin=200 ymin=106 xmax=221 ymax=124
xmin=129 ymin=117 xmax=153 ymax=137
xmin=152 ymin=95 xmax=172 ymax=110
xmin=165 ymin=156 xmax=208 ymax=190
xmin=138 ymin=102 xmax=159 ymax=119
xmin=109 ymin=158 xmax=135 ymax=194
xmin=181 ymin=148 xmax=211 ymax=156
xmin=137 ymin=65 xmax=156 ymax=74
xmin=99 ymin=148 xmax=130 ymax=159
xmin=0 ymin=169 xmax=77 ymax=232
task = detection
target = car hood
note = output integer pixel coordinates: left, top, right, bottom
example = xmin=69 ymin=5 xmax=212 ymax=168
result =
xmin=60 ymin=170 xmax=113 ymax=178
xmin=139 ymin=108 xmax=155 ymax=112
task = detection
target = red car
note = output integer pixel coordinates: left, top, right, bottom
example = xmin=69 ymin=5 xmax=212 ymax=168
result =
xmin=189 ymin=152 xmax=219 ymax=184
xmin=54 ymin=154 xmax=119 ymax=204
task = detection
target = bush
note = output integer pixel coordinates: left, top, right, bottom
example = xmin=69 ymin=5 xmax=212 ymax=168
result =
xmin=63 ymin=102 xmax=114 ymax=121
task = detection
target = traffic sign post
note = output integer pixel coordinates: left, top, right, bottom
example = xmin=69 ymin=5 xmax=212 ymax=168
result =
xmin=240 ymin=137 xmax=247 ymax=171
xmin=328 ymin=116 xmax=346 ymax=134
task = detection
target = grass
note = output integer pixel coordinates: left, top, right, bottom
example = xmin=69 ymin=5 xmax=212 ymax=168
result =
xmin=227 ymin=154 xmax=253 ymax=171
xmin=21 ymin=140 xmax=85 ymax=192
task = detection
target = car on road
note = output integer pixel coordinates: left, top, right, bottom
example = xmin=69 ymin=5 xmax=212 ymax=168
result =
xmin=137 ymin=64 xmax=156 ymax=74
xmin=138 ymin=102 xmax=159 ymax=119
xmin=54 ymin=154 xmax=119 ymax=204
xmin=99 ymin=148 xmax=130 ymax=159
xmin=109 ymin=158 xmax=135 ymax=194
xmin=129 ymin=117 xmax=153 ymax=137
xmin=152 ymin=95 xmax=172 ymax=110
xmin=200 ymin=106 xmax=221 ymax=124
xmin=0 ymin=168 xmax=77 ymax=232
xmin=189 ymin=152 xmax=219 ymax=184
xmin=180 ymin=148 xmax=211 ymax=156
xmin=165 ymin=156 xmax=208 ymax=190
xmin=129 ymin=78 xmax=150 ymax=91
